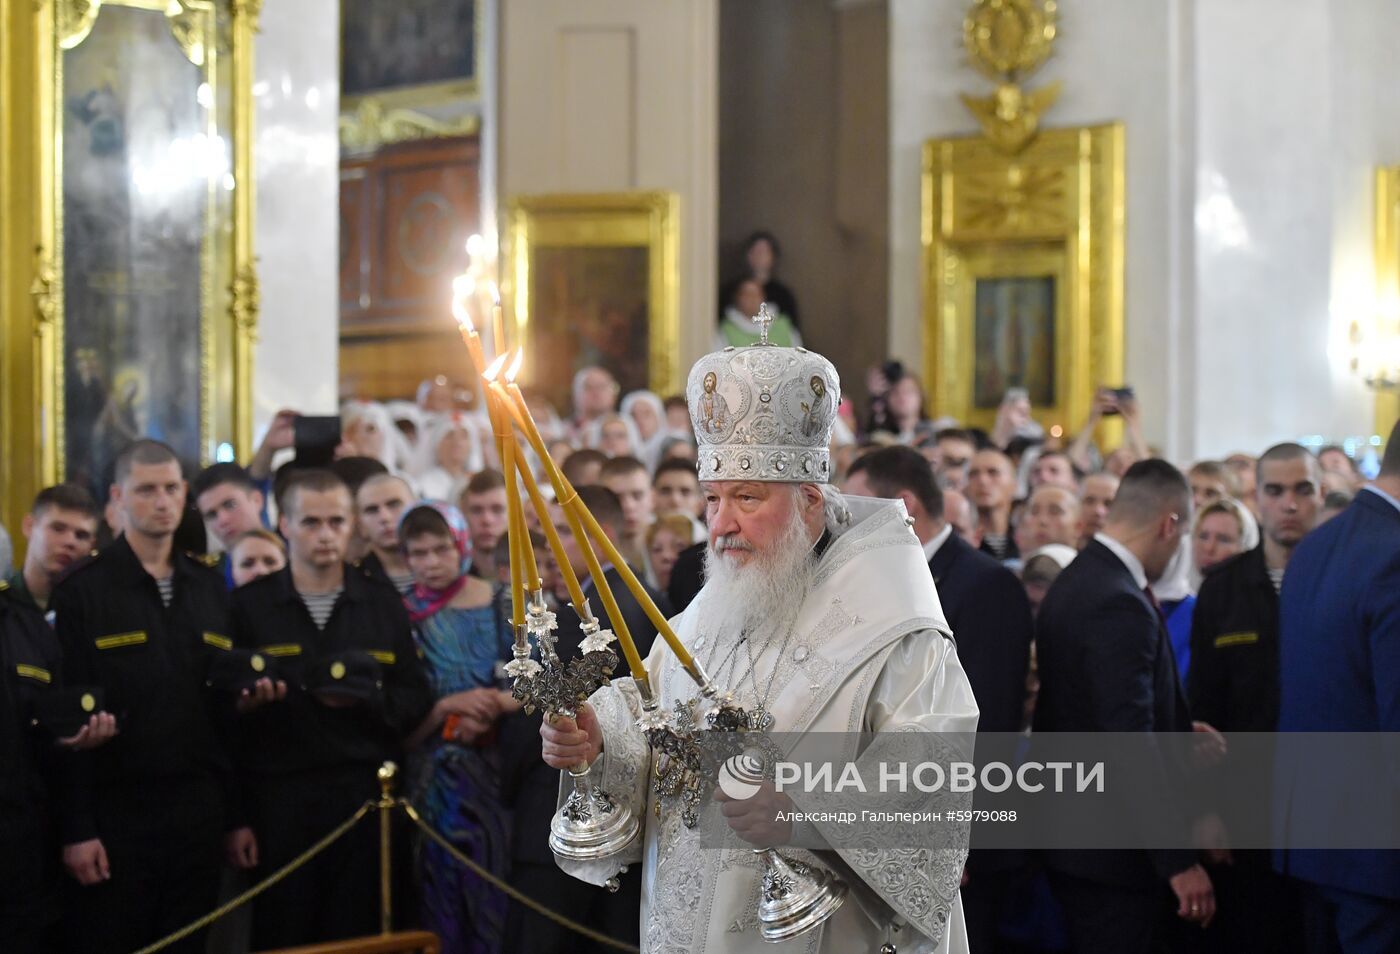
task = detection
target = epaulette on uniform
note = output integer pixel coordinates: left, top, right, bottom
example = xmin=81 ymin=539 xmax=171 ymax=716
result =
xmin=58 ymin=551 xmax=101 ymax=581
xmin=183 ymin=551 xmax=225 ymax=574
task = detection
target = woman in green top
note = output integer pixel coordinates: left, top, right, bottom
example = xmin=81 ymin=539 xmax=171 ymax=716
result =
xmin=715 ymin=276 xmax=802 ymax=349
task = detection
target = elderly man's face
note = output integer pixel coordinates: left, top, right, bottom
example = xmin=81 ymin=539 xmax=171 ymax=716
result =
xmin=703 ymin=480 xmax=812 ymax=567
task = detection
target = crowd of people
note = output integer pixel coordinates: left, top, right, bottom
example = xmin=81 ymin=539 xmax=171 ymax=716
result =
xmin=2 ymin=237 xmax=1398 ymax=954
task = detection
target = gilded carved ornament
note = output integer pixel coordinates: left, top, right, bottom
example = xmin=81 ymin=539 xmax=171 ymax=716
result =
xmin=30 ymin=248 xmax=58 ymax=333
xmin=56 ymin=0 xmax=213 ymax=64
xmin=339 ymin=98 xmax=482 ymax=154
xmin=230 ymin=264 xmax=260 ymax=335
xmin=960 ymin=0 xmax=1061 ymax=155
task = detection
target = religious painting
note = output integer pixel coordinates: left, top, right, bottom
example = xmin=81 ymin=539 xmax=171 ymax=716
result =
xmin=922 ymin=124 xmax=1124 ymax=434
xmin=529 ymin=246 xmax=651 ymax=407
xmin=341 ymin=0 xmax=479 ymax=101
xmin=61 ymin=2 xmax=214 ymax=494
xmin=972 ymin=275 xmax=1056 ymax=408
xmin=503 ymin=192 xmax=680 ymax=414
xmin=0 ymin=0 xmax=256 ymax=529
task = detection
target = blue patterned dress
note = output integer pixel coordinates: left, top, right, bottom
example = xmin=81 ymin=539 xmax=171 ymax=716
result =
xmin=404 ymin=596 xmax=515 ymax=954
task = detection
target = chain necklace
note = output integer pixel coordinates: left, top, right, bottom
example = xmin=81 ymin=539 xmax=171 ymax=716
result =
xmin=693 ymin=620 xmax=793 ymax=731
xmin=735 ymin=618 xmax=800 ymax=731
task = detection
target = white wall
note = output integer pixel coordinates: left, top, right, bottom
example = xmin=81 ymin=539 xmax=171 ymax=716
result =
xmin=891 ymin=0 xmax=1400 ymax=461
xmin=500 ymin=0 xmax=719 ymax=373
xmin=251 ymin=0 xmax=341 ymax=437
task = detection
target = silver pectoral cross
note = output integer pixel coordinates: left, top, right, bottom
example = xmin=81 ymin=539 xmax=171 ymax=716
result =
xmin=754 ymin=301 xmax=776 ymax=346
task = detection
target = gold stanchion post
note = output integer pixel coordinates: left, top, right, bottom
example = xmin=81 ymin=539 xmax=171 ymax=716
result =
xmin=377 ymin=761 xmax=398 ymax=934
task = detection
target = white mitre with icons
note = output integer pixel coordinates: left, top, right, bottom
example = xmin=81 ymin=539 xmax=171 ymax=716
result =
xmin=686 ymin=303 xmax=840 ymax=483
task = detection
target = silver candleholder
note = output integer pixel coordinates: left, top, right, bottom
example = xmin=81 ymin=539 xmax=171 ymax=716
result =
xmin=720 ymin=745 xmax=848 ymax=942
xmin=511 ymin=594 xmax=642 ymax=863
xmin=755 ymin=848 xmax=848 ymax=941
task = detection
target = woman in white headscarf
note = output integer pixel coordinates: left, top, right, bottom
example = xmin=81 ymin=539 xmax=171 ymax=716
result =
xmin=417 ymin=413 xmax=486 ymax=503
xmin=385 ymin=400 xmax=430 ymax=476
xmin=339 ymin=400 xmax=416 ymax=479
xmin=619 ymin=389 xmax=668 ymax=469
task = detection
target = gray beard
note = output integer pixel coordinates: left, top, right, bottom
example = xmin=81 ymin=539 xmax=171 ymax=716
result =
xmin=698 ymin=502 xmax=818 ymax=646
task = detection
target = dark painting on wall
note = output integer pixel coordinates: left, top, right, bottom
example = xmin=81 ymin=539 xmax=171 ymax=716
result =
xmin=973 ymin=275 xmax=1056 ymax=409
xmin=342 ymin=0 xmax=477 ymax=97
xmin=62 ymin=4 xmax=211 ymax=494
xmin=529 ymin=246 xmax=651 ymax=412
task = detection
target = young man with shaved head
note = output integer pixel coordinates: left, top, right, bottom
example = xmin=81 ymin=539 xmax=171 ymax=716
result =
xmin=968 ymin=447 xmax=1019 ymax=563
xmin=229 ymin=469 xmax=430 ymax=949
xmin=1190 ymin=443 xmax=1322 ymax=951
xmin=354 ymin=472 xmax=415 ymax=593
xmin=51 ymin=440 xmax=232 ymax=954
xmin=1035 ymin=459 xmax=1214 ymax=950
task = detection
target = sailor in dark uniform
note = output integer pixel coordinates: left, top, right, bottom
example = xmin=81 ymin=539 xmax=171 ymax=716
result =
xmin=51 ymin=440 xmax=234 ymax=954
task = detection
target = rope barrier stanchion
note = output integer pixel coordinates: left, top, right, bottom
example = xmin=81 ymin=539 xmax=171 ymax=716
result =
xmin=129 ymin=800 xmax=376 ymax=954
xmin=378 ymin=761 xmax=398 ymax=935
xmin=126 ymin=767 xmax=641 ymax=954
xmin=399 ymin=800 xmax=641 ymax=954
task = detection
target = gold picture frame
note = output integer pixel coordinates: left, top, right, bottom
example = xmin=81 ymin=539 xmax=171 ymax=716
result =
xmin=0 ymin=0 xmax=257 ymax=527
xmin=922 ymin=123 xmax=1125 ymax=436
xmin=338 ymin=0 xmax=482 ymax=153
xmin=503 ymin=191 xmax=681 ymax=411
xmin=1374 ymin=166 xmax=1400 ymax=435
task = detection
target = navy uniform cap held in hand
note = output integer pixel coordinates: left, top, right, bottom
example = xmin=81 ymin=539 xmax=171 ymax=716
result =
xmin=32 ymin=686 xmax=106 ymax=739
xmin=207 ymin=648 xmax=281 ymax=695
xmin=302 ymin=649 xmax=383 ymax=704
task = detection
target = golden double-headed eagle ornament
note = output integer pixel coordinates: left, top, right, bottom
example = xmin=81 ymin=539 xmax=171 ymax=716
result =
xmin=960 ymin=0 xmax=1061 ymax=154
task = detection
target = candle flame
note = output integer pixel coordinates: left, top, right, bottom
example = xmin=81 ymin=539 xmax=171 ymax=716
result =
xmin=488 ymin=281 xmax=502 ymax=306
xmin=451 ymin=274 xmax=476 ymax=330
xmin=506 ymin=348 xmax=524 ymax=383
xmin=483 ymin=352 xmax=508 ymax=382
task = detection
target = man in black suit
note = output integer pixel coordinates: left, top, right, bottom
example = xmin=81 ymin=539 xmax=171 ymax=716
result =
xmin=1034 ymin=459 xmax=1214 ymax=953
xmin=846 ymin=446 xmax=1032 ymax=951
xmin=499 ymin=485 xmax=670 ymax=952
xmin=666 ymin=540 xmax=706 ymax=612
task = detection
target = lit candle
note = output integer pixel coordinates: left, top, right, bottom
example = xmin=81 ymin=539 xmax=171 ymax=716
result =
xmin=488 ymin=375 xmax=648 ymax=681
xmin=489 ymin=281 xmax=506 ymax=359
xmin=453 ymin=285 xmax=487 ymax=374
xmin=565 ymin=476 xmax=694 ymax=669
xmin=511 ymin=465 xmax=540 ymax=589
xmin=496 ymin=353 xmax=539 ymax=589
xmin=510 ymin=439 xmax=589 ymax=615
xmin=503 ymin=431 xmax=528 ymax=627
xmin=485 ymin=354 xmax=525 ymax=625
xmin=493 ymin=377 xmax=688 ymax=673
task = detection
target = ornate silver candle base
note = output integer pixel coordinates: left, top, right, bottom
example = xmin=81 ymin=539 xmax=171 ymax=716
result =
xmin=756 ymin=848 xmax=848 ymax=943
xmin=550 ymin=762 xmax=642 ymax=861
xmin=512 ymin=599 xmax=641 ymax=862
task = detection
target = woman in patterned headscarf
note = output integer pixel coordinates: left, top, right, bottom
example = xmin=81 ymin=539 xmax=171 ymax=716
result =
xmin=399 ymin=501 xmax=517 ymax=953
